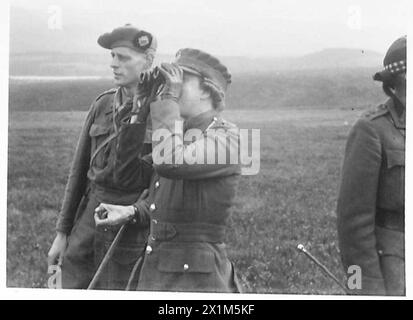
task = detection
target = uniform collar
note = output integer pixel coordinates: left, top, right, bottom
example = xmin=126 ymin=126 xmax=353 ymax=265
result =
xmin=183 ymin=109 xmax=219 ymax=132
xmin=105 ymin=87 xmax=133 ymax=115
xmin=386 ymin=98 xmax=405 ymax=129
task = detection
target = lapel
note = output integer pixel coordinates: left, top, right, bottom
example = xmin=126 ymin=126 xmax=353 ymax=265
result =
xmin=103 ymin=88 xmax=120 ymax=116
xmin=386 ymin=98 xmax=405 ymax=130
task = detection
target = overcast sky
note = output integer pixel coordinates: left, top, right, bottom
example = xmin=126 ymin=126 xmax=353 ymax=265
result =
xmin=10 ymin=0 xmax=410 ymax=57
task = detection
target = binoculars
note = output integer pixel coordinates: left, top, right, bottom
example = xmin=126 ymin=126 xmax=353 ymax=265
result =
xmin=139 ymin=66 xmax=165 ymax=97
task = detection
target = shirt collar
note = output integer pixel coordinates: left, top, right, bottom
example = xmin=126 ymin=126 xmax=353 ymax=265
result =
xmin=183 ymin=109 xmax=219 ymax=132
xmin=106 ymin=87 xmax=133 ymax=115
xmin=386 ymin=98 xmax=405 ymax=129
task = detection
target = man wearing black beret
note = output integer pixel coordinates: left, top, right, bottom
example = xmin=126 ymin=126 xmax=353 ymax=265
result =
xmin=47 ymin=24 xmax=157 ymax=289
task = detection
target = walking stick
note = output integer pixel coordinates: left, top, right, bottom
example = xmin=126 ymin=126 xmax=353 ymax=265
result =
xmin=87 ymin=224 xmax=126 ymax=290
xmin=296 ymin=244 xmax=349 ymax=294
xmin=125 ymin=255 xmax=144 ymax=291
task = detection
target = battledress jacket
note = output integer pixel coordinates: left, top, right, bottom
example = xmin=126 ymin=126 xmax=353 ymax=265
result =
xmin=56 ymin=88 xmax=153 ymax=289
xmin=56 ymin=88 xmax=153 ymax=233
xmin=337 ymin=98 xmax=405 ymax=295
xmin=137 ymin=98 xmax=242 ymax=292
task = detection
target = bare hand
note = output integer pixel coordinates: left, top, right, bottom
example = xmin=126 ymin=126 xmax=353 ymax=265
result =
xmin=47 ymin=232 xmax=67 ymax=267
xmin=94 ymin=203 xmax=135 ymax=227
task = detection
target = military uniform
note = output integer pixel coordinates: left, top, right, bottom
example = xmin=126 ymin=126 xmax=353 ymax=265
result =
xmin=136 ymin=101 xmax=241 ymax=292
xmin=337 ymin=98 xmax=405 ymax=295
xmin=135 ymin=49 xmax=242 ymax=292
xmin=53 ymin=24 xmax=157 ymax=290
xmin=58 ymin=87 xmax=153 ymax=289
xmin=337 ymin=36 xmax=406 ymax=296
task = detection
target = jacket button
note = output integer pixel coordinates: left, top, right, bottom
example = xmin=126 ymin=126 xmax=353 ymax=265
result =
xmin=155 ymin=181 xmax=160 ymax=189
xmin=183 ymin=264 xmax=189 ymax=271
xmin=146 ymin=245 xmax=152 ymax=254
xmin=150 ymin=203 xmax=156 ymax=212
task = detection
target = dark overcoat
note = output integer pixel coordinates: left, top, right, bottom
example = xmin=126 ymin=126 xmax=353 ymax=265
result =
xmin=337 ymin=98 xmax=405 ymax=295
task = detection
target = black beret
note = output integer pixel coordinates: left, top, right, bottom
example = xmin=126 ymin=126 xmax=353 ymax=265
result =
xmin=97 ymin=24 xmax=157 ymax=53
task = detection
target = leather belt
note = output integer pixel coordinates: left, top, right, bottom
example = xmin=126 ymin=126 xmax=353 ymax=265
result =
xmin=376 ymin=208 xmax=404 ymax=232
xmin=89 ymin=182 xmax=140 ymax=206
xmin=151 ymin=221 xmax=226 ymax=243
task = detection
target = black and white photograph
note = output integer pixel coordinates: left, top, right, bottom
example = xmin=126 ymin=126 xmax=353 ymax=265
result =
xmin=3 ymin=0 xmax=410 ymax=300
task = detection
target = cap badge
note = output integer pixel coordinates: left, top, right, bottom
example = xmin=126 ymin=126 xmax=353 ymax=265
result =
xmin=134 ymin=31 xmax=152 ymax=50
xmin=138 ymin=35 xmax=150 ymax=47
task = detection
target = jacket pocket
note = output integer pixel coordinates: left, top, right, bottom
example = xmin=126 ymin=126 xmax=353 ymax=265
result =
xmin=386 ymin=149 xmax=405 ymax=168
xmin=89 ymin=123 xmax=112 ymax=168
xmin=157 ymin=248 xmax=215 ymax=273
xmin=379 ymin=149 xmax=405 ymax=208
xmin=89 ymin=123 xmax=111 ymax=137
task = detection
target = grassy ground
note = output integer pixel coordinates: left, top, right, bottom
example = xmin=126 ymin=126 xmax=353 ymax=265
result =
xmin=7 ymin=107 xmax=361 ymax=294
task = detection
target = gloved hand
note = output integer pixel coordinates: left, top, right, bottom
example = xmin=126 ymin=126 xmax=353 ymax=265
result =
xmin=130 ymin=83 xmax=151 ymax=124
xmin=159 ymin=62 xmax=183 ymax=102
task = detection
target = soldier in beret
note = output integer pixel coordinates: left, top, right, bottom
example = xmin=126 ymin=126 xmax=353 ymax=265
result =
xmin=337 ymin=36 xmax=406 ymax=295
xmin=47 ymin=24 xmax=158 ymax=289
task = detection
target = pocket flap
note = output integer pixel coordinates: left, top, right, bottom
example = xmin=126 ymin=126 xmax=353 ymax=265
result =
xmin=157 ymin=248 xmax=215 ymax=273
xmin=89 ymin=123 xmax=110 ymax=137
xmin=386 ymin=149 xmax=405 ymax=168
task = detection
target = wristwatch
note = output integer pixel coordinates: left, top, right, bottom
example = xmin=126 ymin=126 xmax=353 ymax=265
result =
xmin=129 ymin=206 xmax=139 ymax=224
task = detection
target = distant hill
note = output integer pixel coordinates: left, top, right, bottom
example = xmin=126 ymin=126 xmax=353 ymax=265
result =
xmin=9 ymin=48 xmax=383 ymax=76
xmin=291 ymin=48 xmax=382 ymax=70
xmin=6 ymin=5 xmax=390 ymax=114
xmin=9 ymin=67 xmax=385 ymax=112
xmin=10 ymin=5 xmax=383 ymax=76
xmin=220 ymin=48 xmax=382 ymax=74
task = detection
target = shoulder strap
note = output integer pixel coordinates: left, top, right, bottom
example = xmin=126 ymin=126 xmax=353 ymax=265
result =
xmin=95 ymin=88 xmax=117 ymax=102
xmin=89 ymin=131 xmax=118 ymax=167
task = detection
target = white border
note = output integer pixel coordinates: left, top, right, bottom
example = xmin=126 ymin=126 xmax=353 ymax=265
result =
xmin=0 ymin=0 xmax=10 ymax=300
xmin=1 ymin=0 xmax=412 ymax=300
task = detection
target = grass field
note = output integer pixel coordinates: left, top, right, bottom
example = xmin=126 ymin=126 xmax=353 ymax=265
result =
xmin=7 ymin=106 xmax=362 ymax=294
